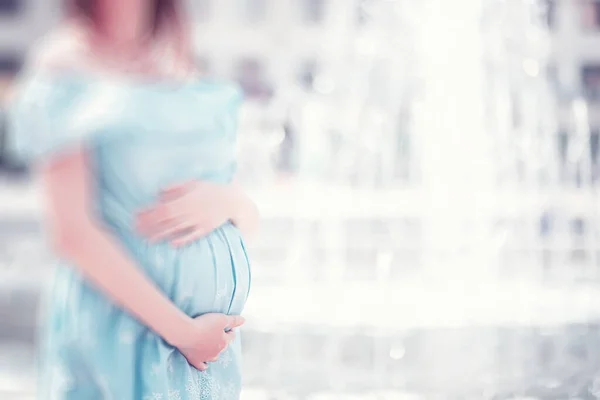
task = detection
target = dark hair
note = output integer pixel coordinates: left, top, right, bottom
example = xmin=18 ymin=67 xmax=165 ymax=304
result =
xmin=68 ymin=0 xmax=182 ymax=36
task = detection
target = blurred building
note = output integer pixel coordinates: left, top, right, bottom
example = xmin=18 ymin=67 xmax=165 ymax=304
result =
xmin=0 ymin=0 xmax=598 ymax=106
xmin=0 ymin=0 xmax=60 ymax=99
xmin=0 ymin=0 xmax=59 ymax=171
xmin=189 ymin=0 xmax=600 ymax=190
xmin=549 ymin=0 xmax=600 ymax=183
xmin=190 ymin=0 xmax=365 ymax=98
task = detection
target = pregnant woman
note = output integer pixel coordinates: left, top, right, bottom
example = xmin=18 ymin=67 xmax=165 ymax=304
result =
xmin=7 ymin=0 xmax=259 ymax=399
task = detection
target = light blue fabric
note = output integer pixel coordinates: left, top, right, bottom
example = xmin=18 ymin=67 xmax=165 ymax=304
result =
xmin=7 ymin=70 xmax=251 ymax=400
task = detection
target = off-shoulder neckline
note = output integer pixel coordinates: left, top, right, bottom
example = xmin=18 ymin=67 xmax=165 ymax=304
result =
xmin=25 ymin=67 xmax=231 ymax=92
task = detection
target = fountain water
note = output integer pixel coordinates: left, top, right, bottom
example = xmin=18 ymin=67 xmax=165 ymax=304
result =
xmin=3 ymin=0 xmax=600 ymax=398
xmin=239 ymin=0 xmax=600 ymax=398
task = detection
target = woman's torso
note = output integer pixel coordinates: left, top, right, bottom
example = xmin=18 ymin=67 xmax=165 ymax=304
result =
xmin=29 ymin=73 xmax=250 ymax=317
xmin=7 ymin=25 xmax=251 ymax=315
xmin=11 ymin=32 xmax=250 ymax=400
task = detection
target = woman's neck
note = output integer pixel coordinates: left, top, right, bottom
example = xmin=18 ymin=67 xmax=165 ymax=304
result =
xmin=57 ymin=20 xmax=196 ymax=82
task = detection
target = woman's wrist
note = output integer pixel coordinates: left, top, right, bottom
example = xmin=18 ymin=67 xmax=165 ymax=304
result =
xmin=158 ymin=307 xmax=194 ymax=347
xmin=221 ymin=183 xmax=243 ymax=223
xmin=221 ymin=182 xmax=259 ymax=238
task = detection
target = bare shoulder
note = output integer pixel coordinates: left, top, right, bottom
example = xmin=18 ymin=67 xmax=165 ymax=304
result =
xmin=27 ymin=23 xmax=88 ymax=72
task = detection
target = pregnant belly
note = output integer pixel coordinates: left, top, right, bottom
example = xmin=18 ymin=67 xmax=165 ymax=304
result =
xmin=117 ymin=222 xmax=251 ymax=317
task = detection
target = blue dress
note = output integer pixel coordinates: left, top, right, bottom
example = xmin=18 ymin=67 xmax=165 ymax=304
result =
xmin=7 ymin=70 xmax=252 ymax=400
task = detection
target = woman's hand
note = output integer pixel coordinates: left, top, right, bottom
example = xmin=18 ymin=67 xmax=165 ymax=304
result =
xmin=136 ymin=180 xmax=259 ymax=246
xmin=175 ymin=313 xmax=245 ymax=371
xmin=136 ymin=181 xmax=234 ymax=246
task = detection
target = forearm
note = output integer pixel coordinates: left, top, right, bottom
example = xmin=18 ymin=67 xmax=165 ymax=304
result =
xmin=56 ymin=222 xmax=190 ymax=347
xmin=227 ymin=184 xmax=260 ymax=240
xmin=40 ymin=150 xmax=191 ymax=347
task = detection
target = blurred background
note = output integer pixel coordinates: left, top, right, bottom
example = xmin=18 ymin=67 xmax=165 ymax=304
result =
xmin=2 ymin=0 xmax=600 ymax=399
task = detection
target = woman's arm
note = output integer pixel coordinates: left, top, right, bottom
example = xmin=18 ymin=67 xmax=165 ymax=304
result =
xmin=136 ymin=180 xmax=260 ymax=246
xmin=41 ymin=148 xmax=191 ymax=347
xmin=225 ymin=181 xmax=260 ymax=240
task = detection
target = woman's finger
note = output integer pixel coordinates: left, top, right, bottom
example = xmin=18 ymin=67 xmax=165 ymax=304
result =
xmin=137 ymin=214 xmax=176 ymax=237
xmin=170 ymin=226 xmax=210 ymax=247
xmin=137 ymin=203 xmax=184 ymax=236
xmin=224 ymin=330 xmax=237 ymax=344
xmin=150 ymin=221 xmax=195 ymax=242
xmin=160 ymin=181 xmax=196 ymax=201
xmin=225 ymin=315 xmax=246 ymax=330
xmin=195 ymin=362 xmax=208 ymax=371
xmin=136 ymin=207 xmax=169 ymax=230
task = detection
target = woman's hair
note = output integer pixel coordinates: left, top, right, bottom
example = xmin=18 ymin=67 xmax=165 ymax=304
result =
xmin=65 ymin=0 xmax=192 ymax=67
xmin=67 ymin=0 xmax=182 ymax=35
